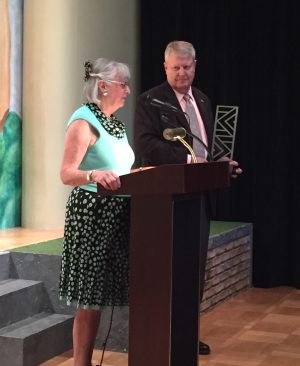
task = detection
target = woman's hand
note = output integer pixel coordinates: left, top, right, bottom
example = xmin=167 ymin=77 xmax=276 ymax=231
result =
xmin=93 ymin=170 xmax=121 ymax=190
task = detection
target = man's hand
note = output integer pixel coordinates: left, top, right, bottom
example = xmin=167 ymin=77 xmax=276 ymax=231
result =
xmin=229 ymin=160 xmax=243 ymax=178
xmin=218 ymin=156 xmax=243 ymax=178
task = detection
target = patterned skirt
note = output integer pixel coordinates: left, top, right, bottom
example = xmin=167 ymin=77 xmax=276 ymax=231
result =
xmin=59 ymin=187 xmax=130 ymax=309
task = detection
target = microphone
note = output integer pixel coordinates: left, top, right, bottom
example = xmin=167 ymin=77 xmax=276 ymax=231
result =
xmin=146 ymin=94 xmax=212 ymax=160
xmin=163 ymin=120 xmax=212 ymax=161
xmin=163 ymin=128 xmax=197 ymax=163
xmin=163 ymin=127 xmax=186 ymax=141
xmin=146 ymin=95 xmax=179 ymax=112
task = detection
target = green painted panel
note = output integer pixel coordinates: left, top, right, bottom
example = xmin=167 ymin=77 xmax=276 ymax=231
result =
xmin=0 ymin=112 xmax=22 ymax=228
xmin=10 ymin=221 xmax=249 ymax=256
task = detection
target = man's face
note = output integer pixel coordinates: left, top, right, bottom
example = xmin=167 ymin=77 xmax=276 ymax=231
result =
xmin=164 ymin=52 xmax=196 ymax=94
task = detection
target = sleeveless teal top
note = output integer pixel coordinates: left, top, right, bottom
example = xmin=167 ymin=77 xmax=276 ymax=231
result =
xmin=67 ymin=103 xmax=135 ymax=193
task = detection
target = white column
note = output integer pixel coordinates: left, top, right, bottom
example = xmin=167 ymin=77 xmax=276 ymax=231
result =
xmin=22 ymin=0 xmax=139 ymax=228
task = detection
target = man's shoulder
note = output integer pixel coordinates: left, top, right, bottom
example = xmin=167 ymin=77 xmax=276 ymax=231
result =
xmin=139 ymin=82 xmax=171 ymax=98
xmin=192 ymin=86 xmax=211 ymax=103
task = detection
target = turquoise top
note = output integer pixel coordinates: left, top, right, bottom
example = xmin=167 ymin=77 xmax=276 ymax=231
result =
xmin=67 ymin=104 xmax=135 ymax=193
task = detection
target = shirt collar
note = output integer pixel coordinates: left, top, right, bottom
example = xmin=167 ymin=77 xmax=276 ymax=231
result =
xmin=173 ymin=87 xmax=194 ymax=103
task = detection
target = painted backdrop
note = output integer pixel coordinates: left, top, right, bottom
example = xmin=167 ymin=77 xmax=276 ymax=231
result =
xmin=0 ymin=0 xmax=23 ymax=228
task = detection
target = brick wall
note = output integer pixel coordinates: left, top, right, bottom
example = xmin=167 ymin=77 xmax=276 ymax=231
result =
xmin=201 ymin=223 xmax=253 ymax=313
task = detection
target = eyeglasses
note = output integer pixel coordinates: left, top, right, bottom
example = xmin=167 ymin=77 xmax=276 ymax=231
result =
xmin=89 ymin=73 xmax=130 ymax=89
xmin=107 ymin=80 xmax=130 ymax=89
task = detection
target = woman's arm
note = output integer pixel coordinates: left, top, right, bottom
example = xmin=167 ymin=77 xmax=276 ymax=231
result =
xmin=60 ymin=119 xmax=121 ymax=190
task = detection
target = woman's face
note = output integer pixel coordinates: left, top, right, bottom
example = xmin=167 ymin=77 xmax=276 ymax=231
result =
xmin=100 ymin=76 xmax=131 ymax=112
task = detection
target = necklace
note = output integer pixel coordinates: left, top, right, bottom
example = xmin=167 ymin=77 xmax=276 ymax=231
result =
xmin=85 ymin=102 xmax=126 ymax=139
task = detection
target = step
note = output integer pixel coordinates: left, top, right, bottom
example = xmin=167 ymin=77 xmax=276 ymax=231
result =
xmin=0 ymin=252 xmax=10 ymax=280
xmin=0 ymin=312 xmax=74 ymax=366
xmin=0 ymin=279 xmax=45 ymax=328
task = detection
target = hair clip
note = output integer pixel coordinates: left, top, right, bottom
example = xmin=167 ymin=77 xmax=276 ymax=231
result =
xmin=84 ymin=60 xmax=92 ymax=81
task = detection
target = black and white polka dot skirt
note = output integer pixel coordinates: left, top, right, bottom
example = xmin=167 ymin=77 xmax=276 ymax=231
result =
xmin=59 ymin=187 xmax=130 ymax=309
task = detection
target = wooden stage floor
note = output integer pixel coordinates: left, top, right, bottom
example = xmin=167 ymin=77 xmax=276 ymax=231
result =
xmin=1 ymin=229 xmax=300 ymax=366
xmin=40 ymin=287 xmax=300 ymax=366
xmin=0 ymin=227 xmax=64 ymax=251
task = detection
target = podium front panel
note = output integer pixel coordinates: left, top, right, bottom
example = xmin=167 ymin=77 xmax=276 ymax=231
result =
xmin=128 ymin=194 xmax=203 ymax=366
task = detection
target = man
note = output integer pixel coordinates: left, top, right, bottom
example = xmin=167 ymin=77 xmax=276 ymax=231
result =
xmin=134 ymin=40 xmax=241 ymax=355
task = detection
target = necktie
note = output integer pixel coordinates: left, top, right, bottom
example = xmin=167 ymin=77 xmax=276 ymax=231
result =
xmin=183 ymin=94 xmax=205 ymax=157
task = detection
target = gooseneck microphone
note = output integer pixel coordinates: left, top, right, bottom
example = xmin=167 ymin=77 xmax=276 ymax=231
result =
xmin=163 ymin=127 xmax=186 ymax=141
xmin=184 ymin=129 xmax=212 ymax=161
xmin=146 ymin=94 xmax=213 ymax=160
xmin=146 ymin=95 xmax=179 ymax=112
xmin=163 ymin=127 xmax=197 ymax=163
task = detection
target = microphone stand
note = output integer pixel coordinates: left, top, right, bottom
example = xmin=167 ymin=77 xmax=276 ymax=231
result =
xmin=184 ymin=126 xmax=213 ymax=162
xmin=175 ymin=136 xmax=197 ymax=163
xmin=163 ymin=127 xmax=198 ymax=163
xmin=147 ymin=95 xmax=212 ymax=161
xmin=163 ymin=109 xmax=212 ymax=160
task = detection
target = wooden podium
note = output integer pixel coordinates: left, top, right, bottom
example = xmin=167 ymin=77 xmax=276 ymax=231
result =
xmin=98 ymin=161 xmax=230 ymax=366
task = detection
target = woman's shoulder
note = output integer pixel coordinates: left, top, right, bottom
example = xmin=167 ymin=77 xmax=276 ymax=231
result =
xmin=67 ymin=105 xmax=103 ymax=134
xmin=68 ymin=104 xmax=94 ymax=125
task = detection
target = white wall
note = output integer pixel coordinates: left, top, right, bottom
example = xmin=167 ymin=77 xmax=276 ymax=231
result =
xmin=22 ymin=0 xmax=139 ymax=228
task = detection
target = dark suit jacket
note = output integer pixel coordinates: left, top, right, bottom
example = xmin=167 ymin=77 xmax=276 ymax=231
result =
xmin=134 ymin=82 xmax=215 ymax=302
xmin=134 ymin=82 xmax=214 ymax=166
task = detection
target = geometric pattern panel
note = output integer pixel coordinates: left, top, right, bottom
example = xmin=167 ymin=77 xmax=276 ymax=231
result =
xmin=212 ymin=105 xmax=239 ymax=160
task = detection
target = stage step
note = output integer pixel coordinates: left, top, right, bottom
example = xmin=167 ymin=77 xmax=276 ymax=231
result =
xmin=0 ymin=312 xmax=73 ymax=366
xmin=0 ymin=278 xmax=74 ymax=366
xmin=0 ymin=279 xmax=45 ymax=328
xmin=0 ymin=252 xmax=10 ymax=280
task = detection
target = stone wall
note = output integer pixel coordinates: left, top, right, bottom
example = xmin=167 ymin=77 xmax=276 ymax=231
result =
xmin=201 ymin=223 xmax=253 ymax=313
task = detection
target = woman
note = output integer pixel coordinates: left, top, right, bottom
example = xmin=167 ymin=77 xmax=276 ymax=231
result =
xmin=59 ymin=58 xmax=134 ymax=366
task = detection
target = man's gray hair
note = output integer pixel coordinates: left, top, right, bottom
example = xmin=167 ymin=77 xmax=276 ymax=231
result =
xmin=164 ymin=41 xmax=196 ymax=62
